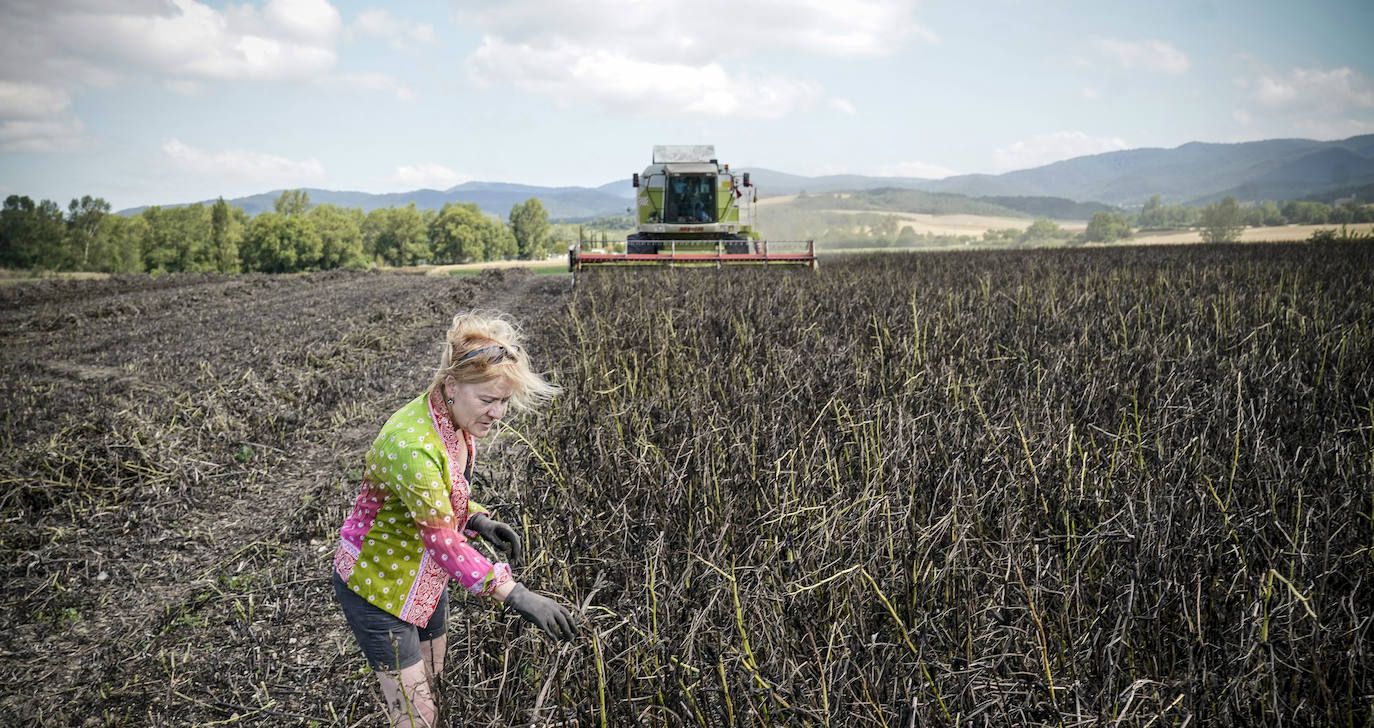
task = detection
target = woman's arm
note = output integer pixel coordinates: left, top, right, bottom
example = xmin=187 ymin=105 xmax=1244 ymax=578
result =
xmin=382 ymin=446 xmax=512 ymax=597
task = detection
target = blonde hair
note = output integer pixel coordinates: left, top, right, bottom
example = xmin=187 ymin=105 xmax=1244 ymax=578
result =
xmin=428 ymin=310 xmax=560 ymax=412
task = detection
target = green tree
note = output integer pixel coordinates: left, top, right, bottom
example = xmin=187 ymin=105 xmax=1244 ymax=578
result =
xmin=210 ymin=198 xmax=244 ymax=273
xmin=982 ymin=227 xmax=1018 ymax=243
xmin=140 ymin=206 xmax=174 ymax=272
xmin=67 ymin=195 xmax=111 ymax=269
xmin=1163 ymin=203 xmax=1198 ymax=228
xmin=310 ymin=204 xmax=367 ymax=269
xmin=242 ymin=213 xmax=287 ymax=272
xmin=1 ymin=195 xmax=65 ymax=269
xmin=430 ymin=202 xmax=488 ymax=263
xmin=486 ymin=217 xmax=518 ymax=260
xmin=1137 ymin=195 xmax=1166 ymax=229
xmin=1257 ymin=200 xmax=1285 ymax=226
xmin=1329 ymin=204 xmax=1354 ymax=225
xmin=138 ymin=205 xmax=216 ymax=272
xmin=365 ymin=204 xmax=429 ymax=266
xmin=171 ymin=204 xmax=215 ymax=272
xmin=242 ymin=212 xmax=322 ymax=272
xmin=274 ymin=189 xmax=312 ymax=217
xmin=1200 ymin=196 xmax=1245 ymax=244
xmin=1282 ymin=201 xmax=1331 ymax=225
xmin=1021 ymin=218 xmax=1062 ymax=244
xmin=1084 ymin=211 xmax=1132 ymax=243
xmin=97 ymin=214 xmax=147 ymax=273
xmin=509 ymin=198 xmax=550 ymax=260
xmin=872 ymin=214 xmax=899 ymax=245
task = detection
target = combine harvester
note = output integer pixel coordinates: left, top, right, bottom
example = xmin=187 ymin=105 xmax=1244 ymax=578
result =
xmin=569 ymin=145 xmax=816 ymax=274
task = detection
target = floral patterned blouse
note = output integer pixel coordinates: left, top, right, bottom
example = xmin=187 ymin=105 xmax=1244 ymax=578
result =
xmin=333 ymin=390 xmax=513 ymax=626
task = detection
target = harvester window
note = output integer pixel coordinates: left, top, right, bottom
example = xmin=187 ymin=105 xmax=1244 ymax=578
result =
xmin=665 ymin=175 xmax=716 ymax=223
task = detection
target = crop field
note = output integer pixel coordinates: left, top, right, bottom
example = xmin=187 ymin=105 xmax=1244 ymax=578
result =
xmin=1 ymin=242 xmax=1371 ymax=726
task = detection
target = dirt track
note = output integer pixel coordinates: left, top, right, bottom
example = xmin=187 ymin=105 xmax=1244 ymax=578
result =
xmin=0 ymin=268 xmax=568 ymax=726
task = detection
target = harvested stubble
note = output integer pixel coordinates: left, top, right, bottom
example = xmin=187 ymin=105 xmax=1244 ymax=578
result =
xmin=0 ymin=269 xmax=538 ymax=726
xmin=0 ymin=244 xmax=1370 ymax=727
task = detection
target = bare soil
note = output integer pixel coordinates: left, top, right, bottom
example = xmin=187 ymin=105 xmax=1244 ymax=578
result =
xmin=0 ymin=268 xmax=568 ymax=726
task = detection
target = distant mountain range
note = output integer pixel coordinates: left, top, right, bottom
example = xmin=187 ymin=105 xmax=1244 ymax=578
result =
xmin=119 ymin=134 xmax=1374 ymax=220
xmin=121 ymin=181 xmax=634 ymax=220
xmin=910 ymin=135 xmax=1374 ymax=206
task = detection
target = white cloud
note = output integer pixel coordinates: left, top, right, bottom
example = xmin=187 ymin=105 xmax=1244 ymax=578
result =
xmin=382 ymin=163 xmax=468 ymax=190
xmin=0 ymin=81 xmax=73 ymax=118
xmin=994 ymin=131 xmax=1129 ymax=173
xmin=1232 ymin=109 xmax=1252 ymax=126
xmin=1256 ymin=76 xmax=1297 ymax=106
xmin=828 ymin=98 xmax=859 ymax=115
xmin=162 ymin=138 xmax=326 ymax=184
xmin=1291 ymin=118 xmax=1374 ymax=140
xmin=461 ymin=0 xmax=934 ymax=63
xmin=323 ymin=72 xmax=416 ymax=102
xmin=1093 ymin=37 xmax=1189 ymax=75
xmin=260 ymin=0 xmax=343 ymax=44
xmin=1256 ymin=67 xmax=1374 ymax=113
xmin=71 ymin=0 xmax=340 ymax=82
xmin=871 ymin=161 xmax=957 ymax=179
xmin=1082 ymin=87 xmax=1101 ymax=101
xmin=165 ymin=80 xmax=203 ymax=96
xmin=1 ymin=0 xmax=342 ymax=88
xmin=459 ymin=0 xmax=931 ymax=119
xmin=0 ymin=1 xmax=408 ymax=161
xmin=351 ymin=9 xmax=437 ymax=49
xmin=468 ymin=37 xmax=824 ymax=119
xmin=0 ymin=117 xmax=85 ymax=153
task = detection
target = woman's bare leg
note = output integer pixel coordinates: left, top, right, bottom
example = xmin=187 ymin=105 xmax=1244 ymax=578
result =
xmin=420 ymin=634 xmax=447 ymax=678
xmin=376 ymin=661 xmax=436 ymax=728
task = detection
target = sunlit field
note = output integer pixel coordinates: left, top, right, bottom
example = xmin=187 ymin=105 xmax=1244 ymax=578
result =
xmin=2 ymin=242 xmax=1371 ymax=726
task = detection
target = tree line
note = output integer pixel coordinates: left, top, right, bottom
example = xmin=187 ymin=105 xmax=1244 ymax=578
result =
xmin=1082 ymin=194 xmax=1374 ymax=244
xmin=1135 ymin=194 xmax=1374 ymax=230
xmin=0 ymin=190 xmax=555 ymax=274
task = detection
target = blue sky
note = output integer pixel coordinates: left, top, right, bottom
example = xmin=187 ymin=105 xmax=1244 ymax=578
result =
xmin=1 ymin=0 xmax=1372 ymax=210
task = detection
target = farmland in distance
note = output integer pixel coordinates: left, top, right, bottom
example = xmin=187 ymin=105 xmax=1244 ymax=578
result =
xmin=1 ymin=243 xmax=1371 ymax=726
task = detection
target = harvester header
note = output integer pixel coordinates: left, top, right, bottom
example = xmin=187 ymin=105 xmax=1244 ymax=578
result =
xmin=569 ymin=145 xmax=816 ymax=274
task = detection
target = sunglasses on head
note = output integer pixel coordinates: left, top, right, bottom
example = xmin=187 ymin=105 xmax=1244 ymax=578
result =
xmin=458 ymin=344 xmax=521 ymax=364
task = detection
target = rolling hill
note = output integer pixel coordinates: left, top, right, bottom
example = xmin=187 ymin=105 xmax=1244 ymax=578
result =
xmin=121 ymin=181 xmax=632 ymax=220
xmin=911 ymin=135 xmax=1374 ymax=206
xmin=117 ymin=133 xmax=1374 ymax=219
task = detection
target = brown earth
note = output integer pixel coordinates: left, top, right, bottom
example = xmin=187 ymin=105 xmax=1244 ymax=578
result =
xmin=0 ymin=268 xmax=569 ymax=726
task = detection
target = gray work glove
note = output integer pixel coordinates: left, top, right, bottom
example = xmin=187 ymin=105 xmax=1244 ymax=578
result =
xmin=466 ymin=513 xmax=522 ymax=565
xmin=504 ymin=583 xmax=577 ymax=642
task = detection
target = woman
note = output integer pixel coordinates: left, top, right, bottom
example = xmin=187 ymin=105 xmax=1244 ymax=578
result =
xmin=332 ymin=311 xmax=576 ymax=727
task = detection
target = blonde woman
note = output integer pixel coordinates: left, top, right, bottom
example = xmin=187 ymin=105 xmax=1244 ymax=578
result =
xmin=331 ymin=311 xmax=575 ymax=727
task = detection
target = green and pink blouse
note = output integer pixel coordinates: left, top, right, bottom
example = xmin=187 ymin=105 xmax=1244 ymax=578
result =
xmin=333 ymin=390 xmax=513 ymax=626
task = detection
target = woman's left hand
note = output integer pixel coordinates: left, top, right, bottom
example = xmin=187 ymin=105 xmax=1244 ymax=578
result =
xmin=466 ymin=514 xmax=523 ymax=565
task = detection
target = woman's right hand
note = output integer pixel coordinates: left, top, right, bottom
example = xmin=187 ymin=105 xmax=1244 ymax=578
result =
xmin=466 ymin=513 xmax=523 ymax=565
xmin=504 ymin=584 xmax=577 ymax=642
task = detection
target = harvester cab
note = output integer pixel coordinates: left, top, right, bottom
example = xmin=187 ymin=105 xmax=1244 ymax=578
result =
xmin=569 ymin=145 xmax=816 ymax=273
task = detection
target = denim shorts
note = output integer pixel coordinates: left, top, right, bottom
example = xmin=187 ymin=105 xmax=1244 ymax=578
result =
xmin=332 ymin=570 xmax=447 ymax=671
